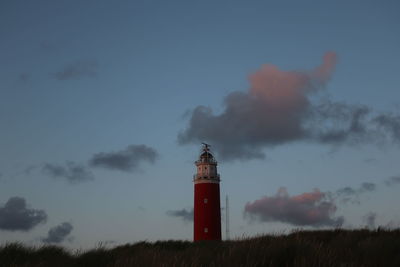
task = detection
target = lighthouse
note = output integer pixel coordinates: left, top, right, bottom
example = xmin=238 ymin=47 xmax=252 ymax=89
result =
xmin=193 ymin=143 xmax=221 ymax=241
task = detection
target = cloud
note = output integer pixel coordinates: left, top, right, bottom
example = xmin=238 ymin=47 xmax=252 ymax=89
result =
xmin=336 ymin=186 xmax=357 ymax=196
xmin=178 ymin=52 xmax=336 ymax=160
xmin=309 ymin=101 xmax=374 ymax=145
xmin=42 ymin=222 xmax=73 ymax=244
xmin=53 ymin=60 xmax=98 ymax=80
xmin=18 ymin=73 xmax=30 ymax=83
xmin=384 ymin=176 xmax=400 ymax=186
xmin=362 ymin=212 xmax=377 ymax=229
xmin=137 ymin=206 xmax=146 ymax=212
xmin=363 ymin=158 xmax=377 ymax=164
xmin=0 ymin=197 xmax=47 ymax=231
xmin=89 ymin=144 xmax=158 ymax=172
xmin=334 ymin=182 xmax=376 ymax=204
xmin=166 ymin=208 xmax=193 ymax=222
xmin=360 ymin=182 xmax=376 ymax=192
xmin=373 ymin=113 xmax=400 ymax=142
xmin=42 ymin=162 xmax=94 ymax=184
xmin=178 ymin=53 xmax=400 ymax=161
xmin=336 ymin=182 xmax=376 ymax=196
xmin=24 ymin=165 xmax=38 ymax=175
xmin=244 ymin=187 xmax=344 ymax=227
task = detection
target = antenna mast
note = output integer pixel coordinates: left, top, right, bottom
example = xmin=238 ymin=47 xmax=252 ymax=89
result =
xmin=226 ymin=195 xmax=230 ymax=240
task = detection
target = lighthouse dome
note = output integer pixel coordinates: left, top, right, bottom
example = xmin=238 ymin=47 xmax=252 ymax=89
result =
xmin=196 ymin=143 xmax=217 ymax=164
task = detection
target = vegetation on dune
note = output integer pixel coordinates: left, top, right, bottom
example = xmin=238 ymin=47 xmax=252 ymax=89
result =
xmin=1 ymin=229 xmax=400 ymax=267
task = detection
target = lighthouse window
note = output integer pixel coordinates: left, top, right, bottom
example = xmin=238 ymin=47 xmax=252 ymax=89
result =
xmin=204 ymin=198 xmax=208 ymax=204
xmin=204 ymin=228 xmax=208 ymax=233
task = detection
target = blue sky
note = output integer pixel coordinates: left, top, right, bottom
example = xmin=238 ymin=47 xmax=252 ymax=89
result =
xmin=1 ymin=0 xmax=400 ymax=248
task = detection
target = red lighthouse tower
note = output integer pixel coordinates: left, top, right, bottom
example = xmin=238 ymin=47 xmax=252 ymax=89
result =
xmin=193 ymin=143 xmax=221 ymax=241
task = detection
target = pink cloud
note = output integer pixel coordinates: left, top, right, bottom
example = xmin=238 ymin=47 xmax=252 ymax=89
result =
xmin=245 ymin=187 xmax=343 ymax=227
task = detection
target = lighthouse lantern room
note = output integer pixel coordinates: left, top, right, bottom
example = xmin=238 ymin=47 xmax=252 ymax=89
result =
xmin=193 ymin=143 xmax=221 ymax=241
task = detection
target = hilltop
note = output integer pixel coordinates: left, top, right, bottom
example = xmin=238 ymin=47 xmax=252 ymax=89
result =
xmin=1 ymin=229 xmax=400 ymax=267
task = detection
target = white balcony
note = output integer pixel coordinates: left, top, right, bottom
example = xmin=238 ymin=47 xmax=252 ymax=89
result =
xmin=193 ymin=174 xmax=220 ymax=181
xmin=195 ymin=158 xmax=218 ymax=165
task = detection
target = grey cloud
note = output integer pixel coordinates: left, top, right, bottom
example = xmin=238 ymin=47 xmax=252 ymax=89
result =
xmin=42 ymin=162 xmax=94 ymax=184
xmin=0 ymin=197 xmax=47 ymax=231
xmin=244 ymin=187 xmax=344 ymax=227
xmin=360 ymin=182 xmax=376 ymax=192
xmin=384 ymin=176 xmax=400 ymax=186
xmin=53 ymin=60 xmax=98 ymax=80
xmin=24 ymin=165 xmax=38 ymax=175
xmin=363 ymin=158 xmax=377 ymax=163
xmin=178 ymin=53 xmax=337 ymax=161
xmin=89 ymin=144 xmax=158 ymax=172
xmin=42 ymin=222 xmax=73 ymax=244
xmin=178 ymin=94 xmax=304 ymax=161
xmin=166 ymin=208 xmax=193 ymax=222
xmin=335 ymin=182 xmax=376 ymax=204
xmin=178 ymin=53 xmax=400 ymax=161
xmin=373 ymin=113 xmax=400 ymax=142
xmin=362 ymin=212 xmax=377 ymax=229
xmin=18 ymin=73 xmax=30 ymax=83
xmin=310 ymin=101 xmax=374 ymax=145
xmin=336 ymin=187 xmax=357 ymax=196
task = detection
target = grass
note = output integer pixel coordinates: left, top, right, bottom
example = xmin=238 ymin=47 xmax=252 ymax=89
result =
xmin=1 ymin=229 xmax=400 ymax=266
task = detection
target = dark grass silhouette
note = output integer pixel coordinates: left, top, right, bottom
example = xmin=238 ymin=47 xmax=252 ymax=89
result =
xmin=1 ymin=229 xmax=400 ymax=266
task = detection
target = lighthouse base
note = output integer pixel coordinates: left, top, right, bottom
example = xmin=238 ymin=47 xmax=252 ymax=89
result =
xmin=193 ymin=182 xmax=221 ymax=241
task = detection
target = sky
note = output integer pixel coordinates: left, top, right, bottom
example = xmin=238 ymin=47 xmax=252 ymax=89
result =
xmin=1 ymin=0 xmax=400 ymax=249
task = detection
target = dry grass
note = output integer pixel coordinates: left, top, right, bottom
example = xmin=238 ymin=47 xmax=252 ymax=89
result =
xmin=1 ymin=229 xmax=400 ymax=266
